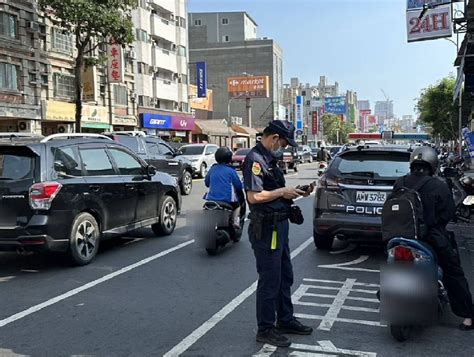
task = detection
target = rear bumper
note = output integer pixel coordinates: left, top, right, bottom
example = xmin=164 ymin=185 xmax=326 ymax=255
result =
xmin=0 ymin=211 xmax=74 ymax=252
xmin=314 ymin=212 xmax=383 ymax=240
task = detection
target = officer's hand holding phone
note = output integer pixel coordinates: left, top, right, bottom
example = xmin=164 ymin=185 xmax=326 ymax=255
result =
xmin=281 ymin=187 xmax=301 ymax=200
xmin=296 ymin=182 xmax=316 ymax=197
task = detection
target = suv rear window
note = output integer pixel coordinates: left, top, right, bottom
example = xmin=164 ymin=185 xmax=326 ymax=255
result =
xmin=335 ymin=151 xmax=410 ymax=178
xmin=0 ymin=150 xmax=35 ymax=181
xmin=180 ymin=146 xmax=204 ymax=155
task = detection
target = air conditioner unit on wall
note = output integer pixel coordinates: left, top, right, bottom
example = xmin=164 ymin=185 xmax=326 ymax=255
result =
xmin=18 ymin=120 xmax=34 ymax=133
xmin=127 ymin=50 xmax=137 ymax=60
xmin=57 ymin=124 xmax=72 ymax=134
xmin=26 ymin=21 xmax=39 ymax=32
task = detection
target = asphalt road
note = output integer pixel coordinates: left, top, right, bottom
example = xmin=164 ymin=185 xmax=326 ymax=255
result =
xmin=0 ymin=163 xmax=473 ymax=357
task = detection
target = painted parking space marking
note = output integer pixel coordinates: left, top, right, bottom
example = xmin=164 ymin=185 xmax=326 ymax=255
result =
xmin=253 ymin=341 xmax=377 ymax=357
xmin=164 ymin=236 xmax=314 ymax=357
xmin=0 ymin=240 xmax=194 ymax=329
xmin=292 ymin=278 xmax=384 ymax=331
xmin=318 ymin=255 xmax=380 ymax=273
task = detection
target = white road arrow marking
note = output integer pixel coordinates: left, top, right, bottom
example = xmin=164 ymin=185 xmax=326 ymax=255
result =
xmin=318 ymin=255 xmax=380 ymax=273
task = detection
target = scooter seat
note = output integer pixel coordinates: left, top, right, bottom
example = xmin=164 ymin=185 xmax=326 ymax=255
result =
xmin=203 ymin=201 xmax=235 ymax=210
xmin=388 ymin=237 xmax=436 ymax=261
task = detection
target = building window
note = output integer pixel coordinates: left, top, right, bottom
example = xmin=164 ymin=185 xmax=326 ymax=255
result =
xmin=114 ymin=85 xmax=128 ymax=106
xmin=0 ymin=63 xmax=19 ymax=91
xmin=179 ymin=17 xmax=186 ymax=28
xmin=222 ymin=18 xmax=229 ymax=25
xmin=194 ymin=19 xmax=202 ymax=26
xmin=180 ymin=102 xmax=188 ymax=112
xmin=136 ymin=29 xmax=149 ymax=43
xmin=177 ymin=45 xmax=186 ymax=57
xmin=0 ymin=12 xmax=17 ymax=39
xmin=54 ymin=73 xmax=75 ymax=99
xmin=52 ymin=28 xmax=73 ymax=53
xmin=222 ymin=35 xmax=229 ymax=42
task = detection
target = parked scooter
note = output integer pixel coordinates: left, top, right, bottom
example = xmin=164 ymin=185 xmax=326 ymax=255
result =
xmin=381 ymin=238 xmax=449 ymax=342
xmin=440 ymin=167 xmax=474 ymax=221
xmin=202 ymin=200 xmax=246 ymax=255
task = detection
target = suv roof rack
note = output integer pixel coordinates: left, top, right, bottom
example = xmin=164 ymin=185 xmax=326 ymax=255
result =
xmin=103 ymin=131 xmax=147 ymax=137
xmin=40 ymin=133 xmax=113 ymax=143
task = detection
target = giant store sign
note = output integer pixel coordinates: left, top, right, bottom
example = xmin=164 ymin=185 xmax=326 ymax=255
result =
xmin=141 ymin=114 xmax=195 ymax=131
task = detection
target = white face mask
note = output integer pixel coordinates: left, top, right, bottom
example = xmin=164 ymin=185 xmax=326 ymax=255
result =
xmin=271 ymin=137 xmax=284 ymax=159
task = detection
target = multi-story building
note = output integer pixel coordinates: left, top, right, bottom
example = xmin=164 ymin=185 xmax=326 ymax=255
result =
xmin=188 ymin=11 xmax=284 ymax=130
xmin=0 ymin=0 xmax=45 ymax=134
xmin=401 ymin=114 xmax=415 ymax=132
xmin=357 ymin=100 xmax=370 ymax=111
xmin=317 ymin=76 xmax=339 ymax=98
xmin=133 ymin=0 xmax=194 ymax=140
xmin=374 ymin=100 xmax=394 ymax=125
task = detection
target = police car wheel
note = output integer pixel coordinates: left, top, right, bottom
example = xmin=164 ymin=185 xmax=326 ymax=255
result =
xmin=152 ymin=196 xmax=177 ymax=236
xmin=313 ymin=233 xmax=334 ymax=250
xmin=180 ymin=171 xmax=192 ymax=195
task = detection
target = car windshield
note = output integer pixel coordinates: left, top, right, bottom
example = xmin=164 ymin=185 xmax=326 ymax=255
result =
xmin=235 ymin=149 xmax=250 ymax=155
xmin=336 ymin=151 xmax=410 ymax=178
xmin=180 ymin=146 xmax=205 ymax=155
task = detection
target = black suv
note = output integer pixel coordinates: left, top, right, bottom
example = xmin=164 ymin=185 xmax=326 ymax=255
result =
xmin=104 ymin=133 xmax=194 ymax=195
xmin=313 ymin=145 xmax=411 ymax=250
xmin=0 ymin=135 xmax=181 ymax=265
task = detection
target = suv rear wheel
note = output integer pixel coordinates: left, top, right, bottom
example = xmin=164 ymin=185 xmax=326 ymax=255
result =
xmin=199 ymin=163 xmax=207 ymax=178
xmin=180 ymin=170 xmax=192 ymax=195
xmin=313 ymin=233 xmax=334 ymax=250
xmin=152 ymin=196 xmax=177 ymax=236
xmin=69 ymin=213 xmax=100 ymax=266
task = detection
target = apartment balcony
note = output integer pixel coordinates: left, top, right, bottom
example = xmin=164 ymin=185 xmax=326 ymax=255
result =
xmin=151 ymin=14 xmax=176 ymax=43
xmin=154 ymin=78 xmax=178 ymax=102
xmin=149 ymin=0 xmax=175 ymax=14
xmin=153 ymin=47 xmax=178 ymax=73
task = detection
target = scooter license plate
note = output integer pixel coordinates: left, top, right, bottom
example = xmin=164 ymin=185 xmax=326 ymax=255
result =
xmin=463 ymin=195 xmax=474 ymax=206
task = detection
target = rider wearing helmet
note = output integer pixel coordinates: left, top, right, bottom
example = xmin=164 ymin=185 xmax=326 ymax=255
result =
xmin=205 ymin=147 xmax=244 ymax=228
xmin=393 ymin=146 xmax=474 ymax=330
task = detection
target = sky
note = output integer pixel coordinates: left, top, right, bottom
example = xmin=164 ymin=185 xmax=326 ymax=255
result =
xmin=187 ymin=0 xmax=459 ymax=118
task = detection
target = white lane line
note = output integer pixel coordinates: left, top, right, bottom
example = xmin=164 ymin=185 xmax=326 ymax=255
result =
xmin=318 ymin=255 xmax=380 ymax=273
xmin=291 ymin=341 xmax=377 ymax=357
xmin=0 ymin=240 xmax=194 ymax=329
xmin=253 ymin=344 xmax=278 ymax=357
xmin=303 ymin=278 xmax=380 ymax=288
xmin=164 ymin=236 xmax=314 ymax=357
xmin=295 ymin=313 xmax=386 ymax=328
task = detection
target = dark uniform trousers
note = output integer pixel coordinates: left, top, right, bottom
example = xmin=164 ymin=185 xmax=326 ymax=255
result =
xmin=249 ymin=218 xmax=293 ymax=331
xmin=426 ymin=227 xmax=474 ymax=319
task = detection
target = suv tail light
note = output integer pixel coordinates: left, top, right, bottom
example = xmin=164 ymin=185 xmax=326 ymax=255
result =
xmin=393 ymin=246 xmax=415 ymax=262
xmin=29 ymin=182 xmax=62 ymax=210
xmin=319 ymin=175 xmax=339 ymax=189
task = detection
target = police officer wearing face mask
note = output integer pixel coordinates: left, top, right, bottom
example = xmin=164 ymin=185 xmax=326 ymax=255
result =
xmin=242 ymin=120 xmax=314 ymax=347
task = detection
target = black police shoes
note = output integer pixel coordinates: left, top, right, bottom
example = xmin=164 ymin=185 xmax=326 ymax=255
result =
xmin=276 ymin=319 xmax=313 ymax=335
xmin=256 ymin=328 xmax=291 ymax=347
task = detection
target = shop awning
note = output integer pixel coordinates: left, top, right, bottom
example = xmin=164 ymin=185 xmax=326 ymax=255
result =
xmin=193 ymin=119 xmax=235 ymax=136
xmin=231 ymin=125 xmax=259 ymax=138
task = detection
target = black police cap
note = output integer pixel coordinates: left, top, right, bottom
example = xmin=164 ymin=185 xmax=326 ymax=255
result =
xmin=267 ymin=120 xmax=297 ymax=147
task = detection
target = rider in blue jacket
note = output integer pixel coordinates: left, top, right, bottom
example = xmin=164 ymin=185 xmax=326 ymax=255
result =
xmin=205 ymin=147 xmax=244 ymax=227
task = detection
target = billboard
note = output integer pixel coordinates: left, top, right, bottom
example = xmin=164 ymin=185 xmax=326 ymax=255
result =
xmin=407 ymin=0 xmax=452 ymax=10
xmin=227 ymin=76 xmax=270 ymax=99
xmin=196 ymin=62 xmax=207 ymax=98
xmin=406 ymin=5 xmax=452 ymax=42
xmin=295 ymin=96 xmax=304 ymax=135
xmin=189 ymin=84 xmax=213 ymax=112
xmin=107 ymin=41 xmax=124 ymax=83
xmin=324 ymin=96 xmax=346 ymax=115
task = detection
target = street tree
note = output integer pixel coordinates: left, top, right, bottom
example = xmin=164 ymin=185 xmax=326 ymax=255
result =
xmin=321 ymin=113 xmax=355 ymax=144
xmin=416 ymin=75 xmax=471 ymax=141
xmin=39 ymin=0 xmax=138 ymax=133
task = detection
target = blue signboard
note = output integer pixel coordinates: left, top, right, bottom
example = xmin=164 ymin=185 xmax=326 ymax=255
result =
xmin=324 ymin=96 xmax=346 ymax=115
xmin=141 ymin=113 xmax=172 ymax=129
xmin=392 ymin=133 xmax=430 ymax=140
xmin=407 ymin=0 xmax=450 ymax=10
xmin=295 ymin=96 xmax=303 ymax=133
xmin=463 ymin=128 xmax=474 ymax=158
xmin=196 ymin=62 xmax=207 ymax=98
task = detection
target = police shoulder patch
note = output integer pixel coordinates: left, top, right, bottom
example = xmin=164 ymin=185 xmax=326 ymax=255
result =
xmin=252 ymin=162 xmax=262 ymax=176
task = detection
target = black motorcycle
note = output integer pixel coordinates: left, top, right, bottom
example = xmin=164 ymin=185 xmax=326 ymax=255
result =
xmin=441 ymin=167 xmax=474 ymax=221
xmin=202 ymin=200 xmax=247 ymax=255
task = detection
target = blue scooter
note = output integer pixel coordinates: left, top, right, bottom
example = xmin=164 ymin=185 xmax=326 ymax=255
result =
xmin=380 ymin=237 xmax=449 ymax=342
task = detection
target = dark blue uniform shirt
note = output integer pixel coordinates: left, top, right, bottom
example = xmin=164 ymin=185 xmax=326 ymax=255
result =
xmin=242 ymin=142 xmax=291 ymax=213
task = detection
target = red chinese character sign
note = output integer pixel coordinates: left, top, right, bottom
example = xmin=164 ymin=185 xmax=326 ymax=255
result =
xmin=107 ymin=42 xmax=124 ymax=83
xmin=311 ymin=111 xmax=318 ymax=135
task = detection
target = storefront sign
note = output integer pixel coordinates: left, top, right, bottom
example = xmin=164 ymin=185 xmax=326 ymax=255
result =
xmin=107 ymin=41 xmax=124 ymax=83
xmin=142 ymin=113 xmax=195 ymax=131
xmin=196 ymin=62 xmax=207 ymax=98
xmin=113 ymin=116 xmax=137 ymax=126
xmin=83 ymin=66 xmax=97 ymax=102
xmin=406 ymin=5 xmax=452 ymax=42
xmin=44 ymin=100 xmax=75 ymax=122
xmin=82 ymin=105 xmax=108 ymax=123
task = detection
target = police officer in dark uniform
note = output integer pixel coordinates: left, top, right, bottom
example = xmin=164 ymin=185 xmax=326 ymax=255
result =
xmin=242 ymin=120 xmax=314 ymax=347
xmin=393 ymin=146 xmax=473 ymax=330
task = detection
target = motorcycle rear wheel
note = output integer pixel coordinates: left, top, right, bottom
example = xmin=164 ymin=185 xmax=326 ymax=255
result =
xmin=390 ymin=325 xmax=411 ymax=342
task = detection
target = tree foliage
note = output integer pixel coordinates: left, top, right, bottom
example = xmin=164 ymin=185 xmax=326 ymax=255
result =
xmin=416 ymin=75 xmax=471 ymax=141
xmin=39 ymin=0 xmax=138 ymax=132
xmin=321 ymin=113 xmax=355 ymax=144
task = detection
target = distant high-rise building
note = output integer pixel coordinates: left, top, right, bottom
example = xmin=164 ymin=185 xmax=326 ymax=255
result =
xmin=318 ymin=76 xmax=339 ymax=98
xmin=374 ymin=100 xmax=394 ymax=124
xmin=357 ymin=100 xmax=371 ymax=111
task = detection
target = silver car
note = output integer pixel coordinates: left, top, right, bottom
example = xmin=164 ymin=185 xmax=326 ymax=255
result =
xmin=178 ymin=144 xmax=218 ymax=178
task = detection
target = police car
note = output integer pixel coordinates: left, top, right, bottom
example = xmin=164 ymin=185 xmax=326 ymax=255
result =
xmin=313 ymin=145 xmax=412 ymax=249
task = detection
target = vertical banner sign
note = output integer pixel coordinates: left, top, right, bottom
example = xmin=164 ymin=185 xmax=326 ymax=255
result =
xmin=107 ymin=41 xmax=124 ymax=83
xmin=295 ymin=96 xmax=303 ymax=135
xmin=311 ymin=111 xmax=318 ymax=135
xmin=82 ymin=65 xmax=97 ymax=102
xmin=196 ymin=62 xmax=207 ymax=98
